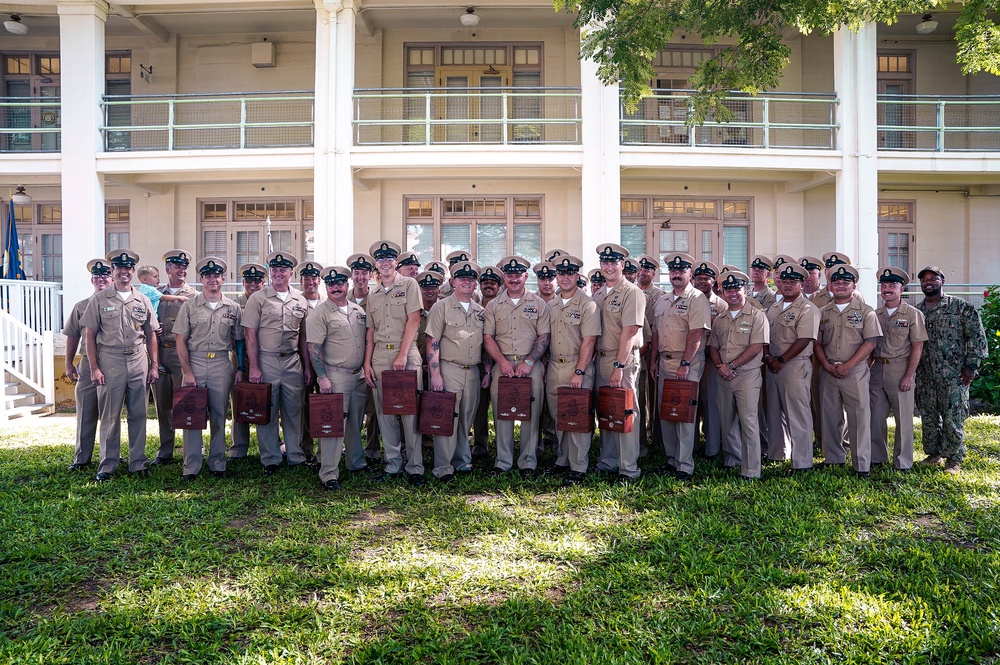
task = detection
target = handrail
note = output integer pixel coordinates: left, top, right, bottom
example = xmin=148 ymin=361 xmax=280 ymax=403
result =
xmin=0 ymin=309 xmax=54 ymax=421
xmin=877 ymin=96 xmax=1000 ymax=152
xmin=0 ymin=279 xmax=63 ymax=333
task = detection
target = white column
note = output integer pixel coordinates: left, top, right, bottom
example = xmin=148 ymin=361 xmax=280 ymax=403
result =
xmin=57 ymin=0 xmax=108 ymax=317
xmin=579 ymin=43 xmax=621 ymax=258
xmin=313 ymin=0 xmax=356 ymax=265
xmin=834 ymin=23 xmax=878 ymax=302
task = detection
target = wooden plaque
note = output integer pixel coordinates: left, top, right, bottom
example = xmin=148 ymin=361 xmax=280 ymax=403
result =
xmin=497 ymin=376 xmax=532 ymax=420
xmin=171 ymin=386 xmax=208 ymax=430
xmin=597 ymin=386 xmax=635 ymax=433
xmin=418 ymin=390 xmax=457 ymax=437
xmin=556 ymin=387 xmax=593 ymax=433
xmin=381 ymin=370 xmax=419 ymax=415
xmin=233 ymin=381 xmax=272 ymax=425
xmin=659 ymin=379 xmax=699 ymax=423
xmin=309 ymin=393 xmax=345 ymax=438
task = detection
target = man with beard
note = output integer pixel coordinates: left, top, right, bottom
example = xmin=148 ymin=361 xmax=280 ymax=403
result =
xmin=65 ymin=258 xmax=113 ymax=471
xmin=307 ymin=265 xmax=370 ymax=490
xmin=544 ymin=255 xmax=600 ymax=484
xmin=471 ymin=266 xmax=503 ymax=461
xmin=483 ymin=256 xmax=551 ymax=478
xmin=764 ymin=263 xmax=821 ymax=471
xmin=296 ymin=260 xmax=325 ymax=468
xmin=747 ymin=255 xmax=777 ymax=310
xmin=814 ymin=265 xmax=881 ymax=478
xmin=650 ymin=253 xmax=711 ymax=480
xmin=915 ymin=265 xmax=987 ymax=475
xmin=593 ymin=244 xmax=645 ymax=483
xmin=151 ymin=249 xmax=198 ymax=466
xmin=228 ymin=263 xmax=267 ymax=461
xmin=708 ymin=270 xmax=769 ymax=479
xmin=691 ymin=260 xmax=730 ymax=461
xmin=870 ymin=266 xmax=926 ymax=471
xmin=174 ymin=258 xmax=244 ymax=480
xmin=82 ymin=250 xmax=160 ymax=481
xmin=426 ymin=260 xmax=486 ymax=482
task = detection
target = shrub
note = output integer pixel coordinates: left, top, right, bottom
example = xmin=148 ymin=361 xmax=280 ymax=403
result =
xmin=972 ymin=286 xmax=1000 ymax=411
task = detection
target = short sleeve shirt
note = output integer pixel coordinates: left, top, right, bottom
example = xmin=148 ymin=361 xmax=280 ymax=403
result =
xmin=62 ymin=295 xmax=94 ymax=359
xmin=241 ymin=287 xmax=309 ymax=353
xmin=818 ymin=300 xmax=882 ymax=363
xmin=365 ymin=274 xmax=422 ymax=346
xmin=157 ymin=283 xmax=199 ymax=337
xmin=651 ymin=282 xmax=711 ymax=357
xmin=546 ymin=289 xmax=601 ymax=359
xmin=172 ymin=293 xmax=244 ymax=352
xmin=80 ymin=285 xmax=159 ymax=348
xmin=748 ymin=286 xmax=777 ymax=310
xmin=484 ymin=290 xmax=552 ymax=356
xmin=875 ymin=300 xmax=928 ymax=359
xmin=426 ymin=295 xmax=485 ymax=367
xmin=306 ymin=300 xmax=367 ymax=370
xmin=594 ymin=279 xmax=645 ymax=354
xmin=709 ymin=303 xmax=770 ymax=368
xmin=765 ymin=296 xmax=820 ymax=357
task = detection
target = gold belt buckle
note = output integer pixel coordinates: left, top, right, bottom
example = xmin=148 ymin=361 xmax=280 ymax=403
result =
xmin=385 ymin=343 xmax=395 ymax=350
xmin=207 ymin=352 xmax=216 ymax=359
xmin=123 ymin=348 xmax=134 ymax=355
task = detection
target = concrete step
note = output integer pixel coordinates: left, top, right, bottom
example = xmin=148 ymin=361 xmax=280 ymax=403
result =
xmin=5 ymin=402 xmax=55 ymax=420
xmin=4 ymin=381 xmax=19 ymax=396
xmin=4 ymin=392 xmax=39 ymax=409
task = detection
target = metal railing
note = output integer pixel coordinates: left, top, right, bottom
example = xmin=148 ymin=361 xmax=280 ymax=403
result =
xmin=100 ymin=91 xmax=315 ymax=151
xmin=878 ymin=95 xmax=1000 ymax=152
xmin=0 ymin=279 xmax=63 ymax=333
xmin=1 ymin=309 xmax=55 ymax=421
xmin=901 ymin=284 xmax=992 ymax=309
xmin=0 ymin=97 xmax=62 ymax=153
xmin=621 ymin=90 xmax=839 ymax=149
xmin=354 ymin=87 xmax=582 ymax=146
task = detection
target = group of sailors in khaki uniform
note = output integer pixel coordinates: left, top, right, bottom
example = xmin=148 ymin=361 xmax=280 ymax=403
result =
xmin=64 ymin=240 xmax=952 ymax=488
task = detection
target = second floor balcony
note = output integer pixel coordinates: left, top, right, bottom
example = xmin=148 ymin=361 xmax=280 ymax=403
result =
xmin=877 ymin=95 xmax=1000 ymax=151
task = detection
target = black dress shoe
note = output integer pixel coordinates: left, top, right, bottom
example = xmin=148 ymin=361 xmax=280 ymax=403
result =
xmin=373 ymin=471 xmax=404 ymax=483
xmin=652 ymin=463 xmax=677 ymax=475
xmin=545 ymin=464 xmax=570 ymax=475
xmin=455 ymin=467 xmax=473 ymax=475
xmin=614 ymin=474 xmax=634 ymax=485
xmin=131 ymin=468 xmax=152 ymax=478
xmin=789 ymin=467 xmax=812 ymax=474
xmin=487 ymin=467 xmax=506 ymax=477
xmin=149 ymin=457 xmax=173 ymax=466
xmin=562 ymin=471 xmax=585 ymax=486
xmin=68 ymin=463 xmax=89 ymax=471
xmin=211 ymin=470 xmax=227 ymax=479
xmin=856 ymin=471 xmax=870 ymax=479
xmin=95 ymin=472 xmax=112 ymax=483
xmin=181 ymin=474 xmax=197 ymax=482
xmin=439 ymin=473 xmax=455 ymax=484
xmin=520 ymin=468 xmax=538 ymax=480
xmin=675 ymin=471 xmax=693 ymax=481
xmin=324 ymin=479 xmax=340 ymax=491
xmin=303 ymin=455 xmax=320 ymax=469
xmin=263 ymin=464 xmax=279 ymax=477
xmin=408 ymin=473 xmax=426 ymax=487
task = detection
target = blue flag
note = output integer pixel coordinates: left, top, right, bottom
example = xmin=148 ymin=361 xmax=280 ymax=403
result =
xmin=3 ymin=201 xmax=27 ymax=280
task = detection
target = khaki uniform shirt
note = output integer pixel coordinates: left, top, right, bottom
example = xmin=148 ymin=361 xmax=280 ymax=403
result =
xmin=417 ymin=309 xmax=432 ymax=362
xmin=546 ymin=289 xmax=601 ymax=360
xmin=594 ymin=280 xmax=645 ymax=354
xmin=172 ymin=294 xmax=244 ymax=351
xmin=426 ymin=295 xmax=485 ymax=367
xmin=818 ymin=300 xmax=883 ymax=363
xmin=651 ymin=282 xmax=711 ymax=356
xmin=765 ymin=297 xmax=820 ymax=357
xmin=306 ymin=300 xmax=367 ymax=370
xmin=748 ymin=285 xmax=777 ymax=310
xmin=63 ymin=296 xmax=94 ymax=359
xmin=352 ymin=290 xmax=370 ymax=311
xmin=157 ymin=283 xmax=199 ymax=338
xmin=81 ymin=285 xmax=159 ymax=348
xmin=875 ymin=300 xmax=928 ymax=360
xmin=709 ymin=303 xmax=770 ymax=368
xmin=365 ymin=274 xmax=422 ymax=346
xmin=241 ymin=287 xmax=309 ymax=353
xmin=237 ymin=292 xmax=252 ymax=308
xmin=484 ymin=290 xmax=552 ymax=356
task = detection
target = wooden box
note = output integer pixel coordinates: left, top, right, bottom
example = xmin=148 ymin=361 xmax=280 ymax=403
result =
xmin=659 ymin=379 xmax=699 ymax=423
xmin=171 ymin=386 xmax=208 ymax=430
xmin=309 ymin=393 xmax=345 ymax=438
xmin=496 ymin=376 xmax=532 ymax=420
xmin=557 ymin=387 xmax=593 ymax=433
xmin=381 ymin=370 xmax=419 ymax=415
xmin=233 ymin=381 xmax=272 ymax=425
xmin=418 ymin=390 xmax=457 ymax=437
xmin=597 ymin=386 xmax=635 ymax=433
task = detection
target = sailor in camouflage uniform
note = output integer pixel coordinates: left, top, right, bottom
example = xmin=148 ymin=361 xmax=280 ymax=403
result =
xmin=915 ymin=265 xmax=988 ymax=474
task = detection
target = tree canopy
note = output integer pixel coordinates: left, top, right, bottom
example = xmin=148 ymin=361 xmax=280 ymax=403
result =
xmin=555 ymin=0 xmax=1000 ymax=121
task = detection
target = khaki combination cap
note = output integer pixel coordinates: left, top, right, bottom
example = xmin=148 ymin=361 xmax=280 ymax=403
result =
xmin=778 ymin=263 xmax=807 ymax=281
xmin=107 ymin=249 xmax=139 ymax=268
xmin=588 ymin=268 xmax=606 ymax=283
xmin=798 ymin=256 xmax=824 ymax=272
xmin=664 ymin=252 xmax=696 ymax=271
xmin=450 ymin=261 xmax=482 ymax=279
xmin=498 ymin=256 xmax=530 ymax=274
xmin=369 ymin=241 xmax=402 ymax=260
xmin=693 ymin=260 xmax=720 ymax=278
xmin=396 ymin=251 xmax=421 ymax=267
xmin=416 ymin=270 xmax=443 ymax=288
xmin=772 ymin=254 xmax=797 ymax=271
xmin=622 ymin=258 xmax=639 ymax=273
xmin=87 ymin=258 xmax=112 ymax=276
xmin=321 ymin=265 xmax=351 ymax=283
xmin=553 ymin=255 xmax=584 ymax=273
xmin=446 ymin=250 xmax=473 ymax=265
xmin=265 ymin=251 xmax=297 ymax=268
xmin=479 ymin=266 xmax=504 ymax=283
xmin=828 ymin=264 xmax=860 ymax=282
xmin=822 ymin=251 xmax=851 ymax=268
xmin=533 ymin=262 xmax=558 ymax=279
xmin=239 ymin=263 xmax=268 ymax=280
xmin=346 ymin=254 xmax=375 ymax=272
xmin=637 ymin=254 xmax=659 ymax=270
xmin=878 ymin=266 xmax=909 ymax=284
xmin=718 ymin=270 xmax=750 ymax=289
xmin=196 ymin=257 xmax=227 ymax=275
xmin=544 ymin=248 xmax=569 ymax=263
xmin=295 ymin=261 xmax=322 ymax=277
xmin=162 ymin=249 xmax=193 ymax=266
xmin=750 ymin=255 xmax=773 ymax=271
xmin=596 ymin=243 xmax=629 ymax=262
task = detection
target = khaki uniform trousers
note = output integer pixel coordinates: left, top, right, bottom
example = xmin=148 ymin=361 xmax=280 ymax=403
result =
xmin=718 ymin=367 xmax=763 ymax=478
xmin=300 ymin=376 xmax=318 ymax=459
xmin=372 ymin=346 xmax=424 ymax=475
xmin=363 ymin=389 xmax=381 ymax=459
xmin=869 ymin=358 xmax=915 ymax=469
xmin=432 ymin=361 xmax=480 ymax=478
xmin=596 ymin=352 xmax=641 ymax=478
xmin=228 ymin=392 xmax=252 ymax=459
xmin=698 ymin=358 xmax=723 ymax=457
xmin=318 ymin=369 xmax=368 ymax=483
xmin=72 ymin=355 xmax=99 ymax=466
xmin=765 ymin=356 xmax=814 ymax=469
xmin=96 ymin=347 xmax=150 ymax=475
xmin=152 ymin=344 xmax=183 ymax=459
xmin=257 ymin=352 xmax=306 ymax=467
xmin=819 ymin=364 xmax=872 ymax=472
xmin=181 ymin=354 xmax=235 ymax=476
xmin=657 ymin=353 xmax=705 ymax=476
xmin=491 ymin=358 xmax=545 ymax=471
xmin=546 ymin=359 xmax=595 ymax=473
xmin=472 ymin=383 xmax=491 ymax=458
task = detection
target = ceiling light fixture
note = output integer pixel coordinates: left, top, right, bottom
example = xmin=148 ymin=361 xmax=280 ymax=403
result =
xmin=4 ymin=14 xmax=28 ymax=35
xmin=460 ymin=7 xmax=480 ymax=27
xmin=915 ymin=14 xmax=938 ymax=35
xmin=10 ymin=186 xmax=31 ymax=205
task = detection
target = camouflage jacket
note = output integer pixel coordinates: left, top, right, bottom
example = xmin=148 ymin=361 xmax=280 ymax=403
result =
xmin=916 ymin=294 xmax=988 ymax=379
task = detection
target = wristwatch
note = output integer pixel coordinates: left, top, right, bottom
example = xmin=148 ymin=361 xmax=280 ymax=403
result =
xmin=680 ymin=359 xmax=691 ymax=367
xmin=613 ymin=360 xmax=625 ymax=369
xmin=776 ymin=355 xmax=786 ymax=364
xmin=524 ymin=359 xmax=534 ymax=367
xmin=574 ymin=368 xmax=586 ymax=376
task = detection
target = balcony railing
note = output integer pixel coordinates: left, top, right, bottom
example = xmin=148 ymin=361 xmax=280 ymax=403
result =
xmin=0 ymin=97 xmax=61 ymax=153
xmin=100 ymin=91 xmax=315 ymax=151
xmin=878 ymin=95 xmax=1000 ymax=151
xmin=354 ymin=87 xmax=582 ymax=146
xmin=621 ymin=90 xmax=839 ymax=149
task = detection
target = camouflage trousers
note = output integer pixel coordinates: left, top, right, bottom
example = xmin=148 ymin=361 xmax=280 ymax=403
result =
xmin=915 ymin=375 xmax=969 ymax=462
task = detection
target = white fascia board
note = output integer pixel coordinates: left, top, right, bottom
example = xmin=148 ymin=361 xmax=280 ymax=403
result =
xmin=0 ymin=153 xmax=63 ymax=177
xmin=877 ymin=152 xmax=1000 ymax=175
xmin=350 ymin=145 xmax=585 ymax=170
xmin=96 ymin=148 xmax=315 ymax=175
xmin=619 ymin=147 xmax=844 ymax=173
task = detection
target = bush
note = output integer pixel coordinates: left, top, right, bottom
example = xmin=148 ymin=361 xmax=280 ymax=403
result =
xmin=972 ymin=285 xmax=1000 ymax=411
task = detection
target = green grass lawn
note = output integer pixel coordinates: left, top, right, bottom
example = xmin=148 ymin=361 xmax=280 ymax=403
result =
xmin=2 ymin=417 xmax=1000 ymax=664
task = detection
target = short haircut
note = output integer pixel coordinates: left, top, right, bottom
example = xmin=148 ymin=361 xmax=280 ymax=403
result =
xmin=137 ymin=265 xmax=159 ymax=279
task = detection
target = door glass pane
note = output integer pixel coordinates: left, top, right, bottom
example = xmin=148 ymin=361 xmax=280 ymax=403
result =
xmin=236 ymin=230 xmax=260 ymax=267
xmin=477 ymin=223 xmax=507 ymax=268
xmin=445 ymin=76 xmax=470 ymax=143
xmin=18 ymin=233 xmax=32 ymax=278
xmin=271 ymin=229 xmax=294 ymax=253
xmin=621 ymin=224 xmax=646 ymax=257
xmin=513 ymin=223 xmax=541 ymax=265
xmin=107 ymin=231 xmax=130 ymax=252
xmin=105 ymin=79 xmax=132 ymax=151
xmin=441 ymin=224 xmax=471 ymax=259
xmin=407 ymin=223 xmax=436 ymax=264
xmin=701 ymin=229 xmax=713 ymax=263
xmin=659 ymin=230 xmax=689 ymax=253
xmin=40 ymin=233 xmax=62 ymax=282
xmin=303 ymin=229 xmax=315 ymax=262
xmin=887 ymin=231 xmax=910 ymax=273
xmin=479 ymin=75 xmax=503 ymax=143
xmin=39 ymin=85 xmax=60 ymax=151
xmin=4 ymin=80 xmax=31 ymax=151
xmin=722 ymin=226 xmax=748 ymax=272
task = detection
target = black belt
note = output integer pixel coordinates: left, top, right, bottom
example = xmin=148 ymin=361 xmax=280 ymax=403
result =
xmin=260 ymin=351 xmax=297 ymax=358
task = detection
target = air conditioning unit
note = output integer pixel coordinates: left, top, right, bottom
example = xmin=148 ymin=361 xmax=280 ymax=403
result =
xmin=251 ymin=42 xmax=275 ymax=68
